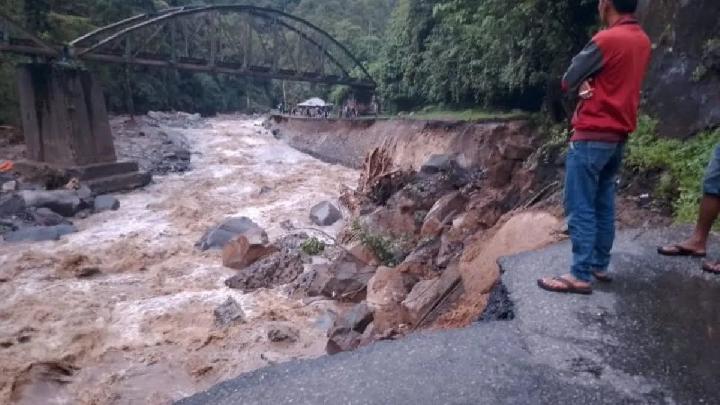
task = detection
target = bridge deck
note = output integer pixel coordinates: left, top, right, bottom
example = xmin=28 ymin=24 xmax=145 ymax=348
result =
xmin=0 ymin=39 xmax=374 ymax=88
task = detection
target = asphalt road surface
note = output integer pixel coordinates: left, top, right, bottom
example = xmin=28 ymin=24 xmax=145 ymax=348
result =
xmin=178 ymin=227 xmax=720 ymax=405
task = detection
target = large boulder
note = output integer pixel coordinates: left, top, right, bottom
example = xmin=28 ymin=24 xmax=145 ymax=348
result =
xmin=402 ymin=264 xmax=461 ymax=325
xmin=465 ymin=189 xmax=507 ymax=230
xmin=18 ymin=190 xmax=81 ymax=217
xmin=325 ymin=303 xmax=374 ymax=355
xmin=396 ymin=238 xmax=441 ymax=278
xmin=0 ymin=193 xmax=25 ymax=217
xmin=197 ymin=217 xmax=267 ymax=251
xmin=214 ymin=297 xmax=245 ymax=328
xmin=326 ymin=329 xmax=362 ymax=355
xmin=346 ymin=240 xmax=380 ymax=266
xmin=268 ymin=324 xmax=300 ymax=343
xmin=3 ymin=224 xmax=77 ymax=242
xmin=420 ymin=154 xmax=455 ymax=174
xmin=366 ymin=266 xmax=416 ymax=333
xmin=225 ymin=248 xmax=304 ymax=292
xmin=293 ymin=264 xmax=333 ymax=297
xmin=343 ymin=302 xmax=374 ymax=333
xmin=420 ymin=191 xmax=467 ymax=238
xmin=437 ymin=231 xmax=464 ymax=268
xmin=320 ymin=254 xmax=377 ymax=302
xmin=402 ymin=279 xmax=441 ymax=325
xmin=310 ymin=201 xmax=342 ymax=226
xmin=31 ymin=208 xmax=68 ymax=226
xmin=362 ymin=206 xmax=418 ymax=238
xmin=94 ymin=195 xmax=120 ymax=212
xmin=222 ymin=235 xmax=278 ymax=270
xmin=386 ymin=170 xmax=465 ymax=213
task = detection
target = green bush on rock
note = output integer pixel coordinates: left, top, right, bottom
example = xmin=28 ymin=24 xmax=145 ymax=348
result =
xmin=301 ymin=237 xmax=326 ymax=256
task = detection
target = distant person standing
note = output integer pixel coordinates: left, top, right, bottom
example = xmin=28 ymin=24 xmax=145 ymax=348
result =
xmin=538 ymin=0 xmax=651 ymax=295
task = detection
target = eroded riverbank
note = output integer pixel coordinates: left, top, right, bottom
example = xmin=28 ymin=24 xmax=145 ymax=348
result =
xmin=0 ymin=115 xmax=358 ymax=404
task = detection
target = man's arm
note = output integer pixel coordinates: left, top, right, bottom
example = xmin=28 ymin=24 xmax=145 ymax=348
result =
xmin=562 ymin=40 xmax=604 ymax=93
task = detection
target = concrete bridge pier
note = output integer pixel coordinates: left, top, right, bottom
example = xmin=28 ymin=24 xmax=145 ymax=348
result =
xmin=15 ymin=63 xmax=150 ymax=194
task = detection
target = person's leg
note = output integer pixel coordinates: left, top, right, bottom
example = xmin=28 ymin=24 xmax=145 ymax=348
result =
xmin=566 ymin=143 xmax=599 ymax=284
xmin=539 ymin=142 xmax=613 ymax=292
xmin=590 ymin=143 xmax=624 ymax=276
xmin=659 ymin=145 xmax=720 ymax=255
xmin=686 ymin=196 xmax=720 ymax=247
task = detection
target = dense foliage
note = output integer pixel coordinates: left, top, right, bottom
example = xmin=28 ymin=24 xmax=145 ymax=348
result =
xmin=375 ymin=0 xmax=598 ymax=113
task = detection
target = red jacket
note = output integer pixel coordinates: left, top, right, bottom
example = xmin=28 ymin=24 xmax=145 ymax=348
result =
xmin=562 ymin=16 xmax=652 ymax=142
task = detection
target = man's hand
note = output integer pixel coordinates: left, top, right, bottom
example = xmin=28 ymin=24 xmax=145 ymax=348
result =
xmin=579 ymin=80 xmax=594 ymax=100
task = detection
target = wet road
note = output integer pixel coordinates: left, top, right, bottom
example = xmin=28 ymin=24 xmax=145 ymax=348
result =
xmin=178 ymin=227 xmax=720 ymax=405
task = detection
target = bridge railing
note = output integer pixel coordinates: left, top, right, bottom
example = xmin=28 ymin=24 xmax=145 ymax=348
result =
xmin=0 ymin=7 xmax=376 ymax=89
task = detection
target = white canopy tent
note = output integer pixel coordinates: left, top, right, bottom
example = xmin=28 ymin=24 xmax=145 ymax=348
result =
xmin=297 ymin=97 xmax=333 ymax=108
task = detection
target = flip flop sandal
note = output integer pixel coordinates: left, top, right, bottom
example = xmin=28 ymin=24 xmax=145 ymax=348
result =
xmin=702 ymin=261 xmax=720 ymax=275
xmin=657 ymin=245 xmax=707 ymax=258
xmin=593 ymin=272 xmax=613 ymax=283
xmin=537 ymin=277 xmax=593 ymax=295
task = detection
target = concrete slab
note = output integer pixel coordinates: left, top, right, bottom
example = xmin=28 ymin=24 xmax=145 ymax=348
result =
xmin=14 ymin=160 xmax=151 ymax=195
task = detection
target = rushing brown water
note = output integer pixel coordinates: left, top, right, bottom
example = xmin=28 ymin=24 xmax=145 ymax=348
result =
xmin=0 ymin=115 xmax=359 ymax=404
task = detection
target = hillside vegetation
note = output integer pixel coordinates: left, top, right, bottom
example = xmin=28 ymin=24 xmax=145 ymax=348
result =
xmin=0 ymin=0 xmax=600 ymax=120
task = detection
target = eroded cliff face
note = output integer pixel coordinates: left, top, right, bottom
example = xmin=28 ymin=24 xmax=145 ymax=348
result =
xmin=269 ymin=116 xmax=537 ymax=173
xmin=638 ymin=0 xmax=720 ymax=138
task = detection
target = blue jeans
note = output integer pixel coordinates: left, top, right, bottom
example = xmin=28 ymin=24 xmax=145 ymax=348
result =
xmin=702 ymin=145 xmax=720 ymax=196
xmin=565 ymin=141 xmax=625 ymax=282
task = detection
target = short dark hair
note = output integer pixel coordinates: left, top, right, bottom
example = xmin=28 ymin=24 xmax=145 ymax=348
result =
xmin=611 ymin=0 xmax=639 ymax=13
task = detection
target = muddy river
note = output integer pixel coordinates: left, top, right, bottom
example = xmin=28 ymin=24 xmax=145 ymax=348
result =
xmin=0 ymin=115 xmax=359 ymax=404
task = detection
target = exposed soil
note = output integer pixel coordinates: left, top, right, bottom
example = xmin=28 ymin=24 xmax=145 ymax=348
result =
xmin=0 ymin=115 xmax=358 ymax=404
xmin=433 ymin=211 xmax=564 ymax=329
xmin=269 ymin=115 xmax=535 ymax=170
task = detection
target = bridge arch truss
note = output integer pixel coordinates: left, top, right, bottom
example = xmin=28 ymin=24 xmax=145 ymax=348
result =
xmin=1 ymin=6 xmax=376 ymax=89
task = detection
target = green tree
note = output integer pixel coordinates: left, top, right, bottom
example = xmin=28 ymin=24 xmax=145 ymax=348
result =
xmin=376 ymin=0 xmax=597 ymax=115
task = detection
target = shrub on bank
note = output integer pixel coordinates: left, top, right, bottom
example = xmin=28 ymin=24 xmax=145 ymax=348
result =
xmin=626 ymin=115 xmax=720 ymax=222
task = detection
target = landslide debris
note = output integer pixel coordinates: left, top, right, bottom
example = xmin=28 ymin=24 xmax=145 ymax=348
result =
xmin=244 ymin=130 xmax=556 ymax=354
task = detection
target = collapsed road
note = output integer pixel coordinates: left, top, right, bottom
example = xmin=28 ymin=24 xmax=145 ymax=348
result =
xmin=179 ymin=227 xmax=720 ymax=405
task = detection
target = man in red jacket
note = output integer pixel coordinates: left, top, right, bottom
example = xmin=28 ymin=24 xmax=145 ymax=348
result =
xmin=538 ymin=0 xmax=651 ymax=294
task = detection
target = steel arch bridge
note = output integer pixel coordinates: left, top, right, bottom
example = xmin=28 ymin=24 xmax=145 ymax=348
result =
xmin=0 ymin=5 xmax=376 ymax=89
